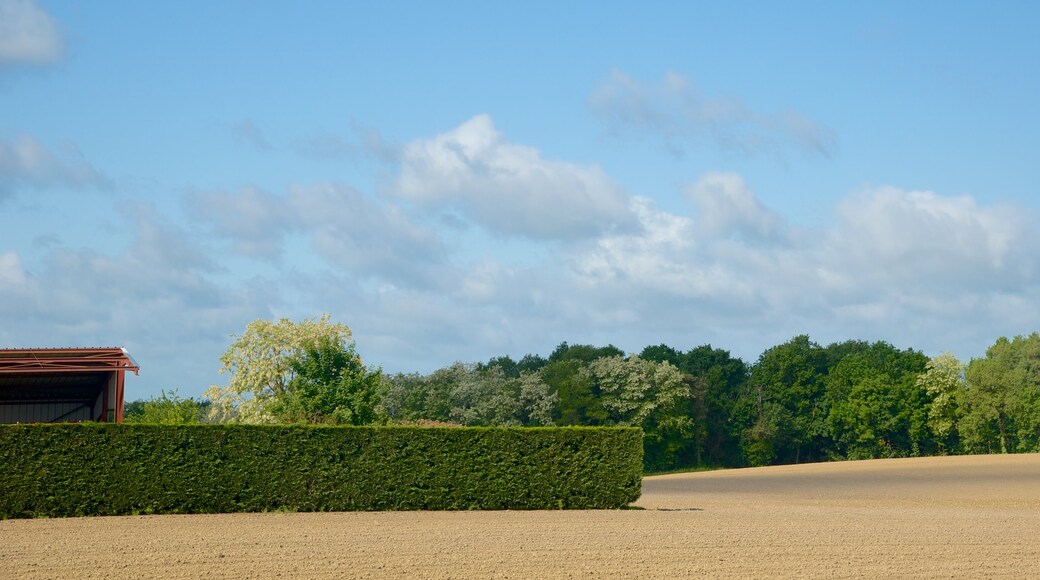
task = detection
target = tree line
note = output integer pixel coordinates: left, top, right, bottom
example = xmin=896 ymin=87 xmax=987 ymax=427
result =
xmin=125 ymin=317 xmax=1040 ymax=471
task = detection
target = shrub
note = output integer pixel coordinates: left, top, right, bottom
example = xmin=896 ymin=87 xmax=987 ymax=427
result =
xmin=0 ymin=424 xmax=642 ymax=518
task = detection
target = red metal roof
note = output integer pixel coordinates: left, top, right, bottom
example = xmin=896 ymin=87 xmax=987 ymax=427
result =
xmin=0 ymin=348 xmax=140 ymax=375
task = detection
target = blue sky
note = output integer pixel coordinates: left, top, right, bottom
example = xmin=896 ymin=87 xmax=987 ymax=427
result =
xmin=2 ymin=1 xmax=1039 ymax=399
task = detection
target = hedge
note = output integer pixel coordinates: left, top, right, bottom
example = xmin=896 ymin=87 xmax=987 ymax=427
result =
xmin=0 ymin=424 xmax=642 ymax=518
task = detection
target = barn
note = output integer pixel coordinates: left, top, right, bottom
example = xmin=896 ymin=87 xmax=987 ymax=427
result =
xmin=0 ymin=348 xmax=140 ymax=424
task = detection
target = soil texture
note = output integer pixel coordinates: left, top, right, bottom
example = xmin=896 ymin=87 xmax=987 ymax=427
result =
xmin=2 ymin=454 xmax=1039 ymax=578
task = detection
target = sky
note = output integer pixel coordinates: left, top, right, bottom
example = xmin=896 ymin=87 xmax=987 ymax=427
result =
xmin=2 ymin=1 xmax=1039 ymax=399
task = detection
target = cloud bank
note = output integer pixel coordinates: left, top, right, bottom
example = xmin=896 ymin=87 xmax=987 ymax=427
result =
xmin=177 ymin=117 xmax=1040 ymax=376
xmin=5 ymin=115 xmax=1037 ymax=396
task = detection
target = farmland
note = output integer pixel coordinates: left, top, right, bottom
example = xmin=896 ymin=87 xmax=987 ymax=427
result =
xmin=2 ymin=453 xmax=1038 ymax=578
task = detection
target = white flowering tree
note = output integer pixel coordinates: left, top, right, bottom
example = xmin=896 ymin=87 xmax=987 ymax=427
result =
xmin=915 ymin=352 xmax=965 ymax=449
xmin=204 ymin=315 xmax=355 ymax=423
xmin=581 ymin=355 xmax=694 ymax=470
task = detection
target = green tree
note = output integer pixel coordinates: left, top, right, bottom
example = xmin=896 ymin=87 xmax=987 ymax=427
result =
xmin=379 ymin=372 xmax=431 ymax=422
xmin=548 ymin=342 xmax=624 ymax=364
xmin=582 ymin=356 xmax=687 ymax=426
xmin=379 ymin=365 xmax=459 ymax=424
xmin=540 ymin=343 xmax=625 ymax=425
xmin=962 ymin=334 xmax=1040 ymax=453
xmin=741 ymin=335 xmax=829 ymax=465
xmin=123 ymin=389 xmax=204 ymax=424
xmin=640 ymin=344 xmax=749 ymax=467
xmin=516 ymin=353 xmax=549 ymax=374
xmin=379 ymin=362 xmax=557 ymax=427
xmin=479 ymin=353 xmax=551 ymax=378
xmin=823 ymin=341 xmax=930 ymax=459
xmin=448 ymin=363 xmax=522 ymax=426
xmin=541 ymin=358 xmax=603 ymax=425
xmin=479 ymin=355 xmax=521 ymax=378
xmin=270 ymin=336 xmax=385 ymax=425
xmin=639 ymin=344 xmax=682 ymax=368
xmin=681 ymin=345 xmax=748 ymax=467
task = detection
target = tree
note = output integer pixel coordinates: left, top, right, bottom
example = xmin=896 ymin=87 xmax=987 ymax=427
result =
xmin=741 ymin=335 xmax=829 ymax=465
xmin=517 ymin=353 xmax=550 ymax=374
xmin=962 ymin=334 xmax=1040 ymax=454
xmin=379 ymin=362 xmax=557 ymax=427
xmin=823 ymin=341 xmax=930 ymax=459
xmin=204 ymin=315 xmax=365 ymax=423
xmin=681 ymin=345 xmax=748 ymax=467
xmin=548 ymin=342 xmax=624 ymax=364
xmin=479 ymin=355 xmax=521 ymax=378
xmin=448 ymin=363 xmax=522 ymax=426
xmin=916 ymin=352 xmax=966 ymax=453
xmin=518 ymin=371 xmax=557 ymax=426
xmin=478 ymin=353 xmax=549 ymax=378
xmin=641 ymin=343 xmax=749 ymax=467
xmin=639 ymin=344 xmax=682 ymax=368
xmin=581 ymin=355 xmax=692 ymax=471
xmin=539 ymin=343 xmax=626 ymax=426
xmin=541 ymin=358 xmax=603 ymax=425
xmin=123 ymin=389 xmax=205 ymax=424
xmin=270 ymin=336 xmax=385 ymax=425
xmin=379 ymin=372 xmax=431 ymax=422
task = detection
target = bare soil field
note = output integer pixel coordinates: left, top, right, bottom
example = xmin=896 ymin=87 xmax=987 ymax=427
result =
xmin=2 ymin=454 xmax=1039 ymax=578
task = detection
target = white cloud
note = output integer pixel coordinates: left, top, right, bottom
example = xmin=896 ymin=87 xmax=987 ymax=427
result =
xmin=0 ymin=0 xmax=63 ymax=67
xmin=185 ymin=186 xmax=291 ymax=258
xmin=0 ymin=250 xmax=26 ymax=286
xmin=391 ymin=114 xmax=638 ymax=240
xmin=186 ymin=182 xmax=450 ymax=288
xmin=590 ymin=69 xmax=837 ymax=158
xmin=244 ymin=174 xmax=1040 ymax=374
xmin=290 ymin=182 xmax=450 ymax=288
xmin=831 ymin=187 xmax=1028 ymax=285
xmin=0 ymin=205 xmax=271 ymax=396
xmin=0 ymin=135 xmax=110 ymax=199
xmin=685 ymin=172 xmax=786 ymax=241
xmin=548 ymin=177 xmax=1040 ymax=363
xmin=574 ymin=181 xmax=1038 ymax=315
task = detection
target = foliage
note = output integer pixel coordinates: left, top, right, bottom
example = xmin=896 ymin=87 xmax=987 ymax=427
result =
xmin=218 ymin=330 xmax=1040 ymax=471
xmin=543 ymin=358 xmax=603 ymax=425
xmin=448 ymin=364 xmax=523 ymax=426
xmin=0 ymin=424 xmax=643 ymax=518
xmin=518 ymin=372 xmax=558 ymax=426
xmin=741 ymin=335 xmax=829 ymax=465
xmin=269 ymin=336 xmax=386 ymax=425
xmin=962 ymin=334 xmax=1040 ymax=453
xmin=380 ymin=363 xmax=557 ymax=427
xmin=477 ymin=353 xmax=549 ymax=378
xmin=916 ymin=352 xmax=966 ymax=452
xmin=823 ymin=341 xmax=930 ymax=459
xmin=123 ymin=389 xmax=206 ymax=425
xmin=204 ymin=315 xmax=380 ymax=424
xmin=548 ymin=342 xmax=625 ymax=364
xmin=581 ymin=356 xmax=685 ymax=426
xmin=581 ymin=355 xmax=693 ymax=471
xmin=646 ymin=344 xmax=749 ymax=467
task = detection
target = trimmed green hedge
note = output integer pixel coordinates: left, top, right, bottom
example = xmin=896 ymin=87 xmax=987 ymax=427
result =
xmin=0 ymin=424 xmax=642 ymax=518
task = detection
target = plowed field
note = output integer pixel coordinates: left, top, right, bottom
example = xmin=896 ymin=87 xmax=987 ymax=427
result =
xmin=3 ymin=454 xmax=1039 ymax=578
